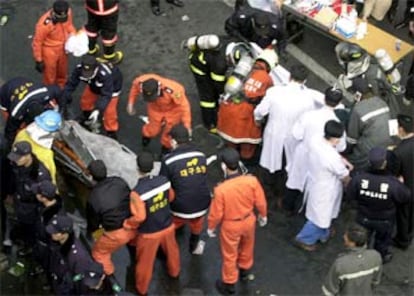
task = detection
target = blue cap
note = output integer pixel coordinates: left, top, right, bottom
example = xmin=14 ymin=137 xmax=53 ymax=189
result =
xmin=368 ymin=147 xmax=387 ymax=169
xmin=35 ymin=110 xmax=62 ymax=132
xmin=31 ymin=180 xmax=56 ymax=199
xmin=46 ymin=214 xmax=73 ymax=234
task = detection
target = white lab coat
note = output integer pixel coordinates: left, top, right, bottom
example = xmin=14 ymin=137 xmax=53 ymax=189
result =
xmin=254 ymin=82 xmax=322 ymax=173
xmin=305 ymin=137 xmax=349 ymax=229
xmin=286 ymin=106 xmax=347 ymax=191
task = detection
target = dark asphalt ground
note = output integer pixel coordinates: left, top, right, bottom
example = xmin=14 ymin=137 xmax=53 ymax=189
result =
xmin=1 ymin=0 xmax=413 ymax=295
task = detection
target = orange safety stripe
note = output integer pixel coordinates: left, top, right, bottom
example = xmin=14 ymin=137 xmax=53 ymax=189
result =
xmin=84 ymin=27 xmax=98 ymax=37
xmin=102 ymin=35 xmax=118 ymax=45
xmin=85 ymin=3 xmax=118 ymax=16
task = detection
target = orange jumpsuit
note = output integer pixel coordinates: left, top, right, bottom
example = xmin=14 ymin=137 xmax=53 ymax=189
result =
xmin=124 ymin=177 xmax=180 ymax=295
xmin=208 ymin=173 xmax=267 ymax=284
xmin=32 ymin=9 xmax=76 ymax=88
xmin=217 ymin=62 xmax=273 ymax=159
xmin=128 ymin=74 xmax=192 ymax=149
xmin=92 ymin=227 xmax=137 ymax=275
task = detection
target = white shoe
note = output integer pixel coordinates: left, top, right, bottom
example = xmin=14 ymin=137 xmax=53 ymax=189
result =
xmin=192 ymin=240 xmax=205 ymax=255
xmin=3 ymin=239 xmax=12 ymax=247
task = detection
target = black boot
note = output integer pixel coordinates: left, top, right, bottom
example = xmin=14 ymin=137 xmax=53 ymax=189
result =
xmin=215 ymin=279 xmax=235 ymax=295
xmin=239 ymin=268 xmax=255 ymax=282
xmin=88 ymin=43 xmax=100 ymax=56
xmin=189 ymin=234 xmax=199 ymax=252
xmin=166 ymin=0 xmax=184 ymax=7
xmin=151 ymin=5 xmax=163 ymax=16
xmin=189 ymin=234 xmax=205 ymax=255
xmin=106 ymin=131 xmax=118 ymax=140
xmin=96 ymin=45 xmax=123 ymax=64
xmin=107 ymin=274 xmax=122 ymax=293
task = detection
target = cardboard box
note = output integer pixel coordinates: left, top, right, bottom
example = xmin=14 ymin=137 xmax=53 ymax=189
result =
xmin=313 ymin=6 xmax=338 ymax=28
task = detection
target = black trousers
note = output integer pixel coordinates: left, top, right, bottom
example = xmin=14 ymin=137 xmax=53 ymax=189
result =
xmin=85 ymin=11 xmax=119 ymax=49
xmin=258 ymin=165 xmax=287 ymax=210
xmin=33 ymin=240 xmax=50 ymax=270
xmin=283 ymin=188 xmax=302 ymax=213
xmin=394 ymin=201 xmax=414 ymax=248
xmin=358 ymin=216 xmax=393 ymax=258
xmin=192 ymin=73 xmax=221 ymax=129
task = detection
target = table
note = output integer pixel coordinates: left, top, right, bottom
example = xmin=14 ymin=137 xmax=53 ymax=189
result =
xmin=282 ymin=3 xmax=414 ymax=65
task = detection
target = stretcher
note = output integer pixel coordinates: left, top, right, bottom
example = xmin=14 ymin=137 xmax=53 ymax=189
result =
xmin=53 ymin=120 xmax=141 ymax=188
xmin=52 ymin=121 xmax=231 ymax=188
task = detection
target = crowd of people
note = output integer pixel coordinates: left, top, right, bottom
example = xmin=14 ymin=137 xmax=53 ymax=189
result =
xmin=0 ymin=0 xmax=413 ymax=295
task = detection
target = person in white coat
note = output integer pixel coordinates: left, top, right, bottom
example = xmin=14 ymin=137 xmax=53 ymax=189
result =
xmin=294 ymin=120 xmax=351 ymax=251
xmin=282 ymin=87 xmax=347 ymax=214
xmin=254 ymin=64 xmax=321 ymax=204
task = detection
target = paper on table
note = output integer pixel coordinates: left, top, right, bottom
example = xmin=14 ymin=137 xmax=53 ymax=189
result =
xmin=388 ymin=119 xmax=399 ymax=136
xmin=356 ymin=21 xmax=367 ymax=40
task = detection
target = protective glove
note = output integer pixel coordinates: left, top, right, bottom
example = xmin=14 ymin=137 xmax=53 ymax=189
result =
xmin=207 ymin=228 xmax=216 ymax=238
xmin=258 ymin=216 xmax=268 ymax=227
xmin=35 ymin=61 xmax=45 ymax=73
xmin=141 ymin=136 xmax=151 ymax=147
xmin=88 ymin=110 xmax=100 ymax=124
xmin=139 ymin=116 xmax=149 ymax=124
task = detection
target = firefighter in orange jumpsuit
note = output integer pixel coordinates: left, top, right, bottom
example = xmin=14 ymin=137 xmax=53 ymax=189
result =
xmin=86 ymin=160 xmax=136 ymax=278
xmin=32 ymin=0 xmax=76 ymax=88
xmin=217 ymin=49 xmax=277 ymax=161
xmin=207 ymin=147 xmax=267 ymax=295
xmin=127 ymin=74 xmax=192 ymax=152
xmin=84 ymin=0 xmax=123 ymax=64
xmin=124 ymin=152 xmax=180 ymax=296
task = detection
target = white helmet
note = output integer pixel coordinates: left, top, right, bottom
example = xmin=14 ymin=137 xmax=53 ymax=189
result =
xmin=256 ymin=49 xmax=278 ymax=69
xmin=225 ymin=42 xmax=252 ymax=66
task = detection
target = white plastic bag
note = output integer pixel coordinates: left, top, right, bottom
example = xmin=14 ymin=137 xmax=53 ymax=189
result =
xmin=65 ymin=30 xmax=89 ymax=57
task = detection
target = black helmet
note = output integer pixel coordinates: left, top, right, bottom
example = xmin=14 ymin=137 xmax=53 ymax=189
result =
xmin=337 ymin=42 xmax=365 ymax=62
xmin=335 ymin=42 xmax=370 ymax=78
